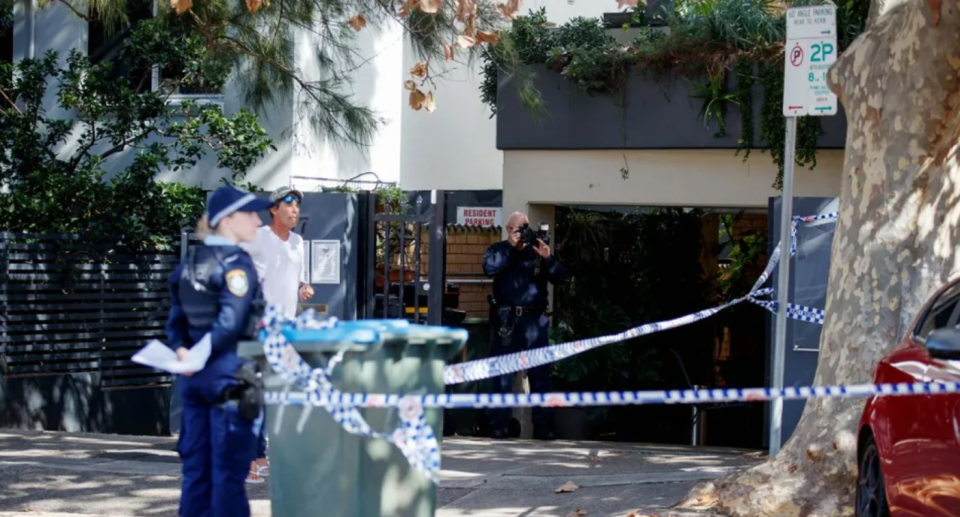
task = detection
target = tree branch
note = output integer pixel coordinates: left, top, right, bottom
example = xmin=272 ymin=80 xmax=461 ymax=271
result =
xmin=56 ymin=0 xmax=91 ymax=21
xmin=220 ymin=35 xmax=374 ymax=147
xmin=67 ymin=121 xmax=99 ymax=173
xmin=0 ymin=89 xmax=21 ymax=113
xmin=99 ymin=128 xmax=155 ymax=161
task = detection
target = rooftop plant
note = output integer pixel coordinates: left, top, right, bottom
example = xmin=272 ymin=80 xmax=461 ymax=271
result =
xmin=480 ymin=0 xmax=869 ymax=189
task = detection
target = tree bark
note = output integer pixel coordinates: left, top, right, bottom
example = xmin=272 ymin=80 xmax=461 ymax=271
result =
xmin=675 ymin=0 xmax=960 ymax=516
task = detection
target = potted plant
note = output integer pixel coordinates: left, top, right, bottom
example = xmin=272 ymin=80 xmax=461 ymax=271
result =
xmin=374 ymin=184 xmax=407 ymax=214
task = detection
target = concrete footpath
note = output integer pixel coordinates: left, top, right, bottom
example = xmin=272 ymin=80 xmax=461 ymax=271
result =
xmin=0 ymin=429 xmax=763 ymax=517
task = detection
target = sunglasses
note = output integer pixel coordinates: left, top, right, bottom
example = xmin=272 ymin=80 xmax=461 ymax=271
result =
xmin=280 ymin=194 xmax=301 ymax=205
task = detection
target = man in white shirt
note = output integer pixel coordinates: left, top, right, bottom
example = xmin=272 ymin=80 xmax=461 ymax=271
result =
xmin=242 ymin=187 xmax=314 ymax=319
xmin=239 ymin=186 xmax=314 ymax=483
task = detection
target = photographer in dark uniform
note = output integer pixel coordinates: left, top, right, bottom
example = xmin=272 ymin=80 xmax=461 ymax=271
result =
xmin=483 ymin=211 xmax=566 ymax=440
xmin=165 ymin=185 xmax=270 ymax=517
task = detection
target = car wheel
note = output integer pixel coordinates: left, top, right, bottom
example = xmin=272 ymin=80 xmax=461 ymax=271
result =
xmin=856 ymin=435 xmax=890 ymax=517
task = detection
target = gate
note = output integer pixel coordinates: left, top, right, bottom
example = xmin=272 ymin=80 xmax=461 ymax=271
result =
xmin=359 ymin=190 xmax=455 ymax=326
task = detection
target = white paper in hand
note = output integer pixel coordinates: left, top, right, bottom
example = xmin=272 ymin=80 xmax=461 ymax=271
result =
xmin=132 ymin=334 xmax=212 ymax=374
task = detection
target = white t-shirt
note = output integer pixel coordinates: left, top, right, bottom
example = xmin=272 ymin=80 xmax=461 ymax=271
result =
xmin=240 ymin=226 xmax=307 ymax=319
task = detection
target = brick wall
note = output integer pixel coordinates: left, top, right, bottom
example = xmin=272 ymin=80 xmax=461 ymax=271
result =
xmin=417 ymin=226 xmax=502 ymax=320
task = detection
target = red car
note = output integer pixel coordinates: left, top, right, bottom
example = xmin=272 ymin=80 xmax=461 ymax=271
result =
xmin=856 ymin=277 xmax=960 ymax=517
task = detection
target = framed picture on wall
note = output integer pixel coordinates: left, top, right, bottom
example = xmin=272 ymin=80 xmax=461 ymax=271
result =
xmin=310 ymin=240 xmax=341 ymax=285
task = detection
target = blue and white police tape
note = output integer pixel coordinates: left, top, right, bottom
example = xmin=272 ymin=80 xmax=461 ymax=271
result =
xmin=443 ymin=288 xmax=776 ymax=385
xmin=265 ymin=380 xmax=960 ymax=410
xmin=751 ymin=299 xmax=827 ymax=325
xmin=442 ymin=211 xmax=839 ymax=386
xmin=260 ymin=306 xmax=442 ymax=484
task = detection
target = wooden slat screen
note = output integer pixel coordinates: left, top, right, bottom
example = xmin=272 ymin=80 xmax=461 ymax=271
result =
xmin=0 ymin=233 xmax=188 ymax=389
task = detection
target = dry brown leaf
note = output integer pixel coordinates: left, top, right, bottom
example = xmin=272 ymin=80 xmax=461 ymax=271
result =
xmin=456 ymin=0 xmax=478 ymax=20
xmin=423 ymin=91 xmax=436 ymax=113
xmin=465 ymin=15 xmax=476 ymax=36
xmin=498 ymin=0 xmax=520 ymax=18
xmin=565 ymin=510 xmax=587 ymax=517
xmin=443 ymin=43 xmax=454 ymax=61
xmin=410 ymin=61 xmax=428 ymax=78
xmin=456 ymin=35 xmax=477 ymax=48
xmin=404 ymin=80 xmax=417 ymax=91
xmin=554 ymin=481 xmax=579 ymax=493
xmin=617 ymin=0 xmax=640 ymax=7
xmin=347 ymin=14 xmax=367 ymax=31
xmin=476 ymin=30 xmax=499 ymax=45
xmin=246 ymin=0 xmax=262 ymax=13
xmin=170 ymin=0 xmax=192 ymax=15
xmin=419 ymin=0 xmax=441 ymax=13
xmin=409 ymin=88 xmax=427 ymax=110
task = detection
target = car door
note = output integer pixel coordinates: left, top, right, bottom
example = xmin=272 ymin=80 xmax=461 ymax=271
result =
xmin=912 ymin=281 xmax=960 ymax=516
xmin=878 ymin=335 xmax=934 ymax=516
xmin=893 ymin=280 xmax=960 ymax=516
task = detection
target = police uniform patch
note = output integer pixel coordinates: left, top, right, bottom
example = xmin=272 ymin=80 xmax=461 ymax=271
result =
xmin=225 ymin=269 xmax=249 ymax=297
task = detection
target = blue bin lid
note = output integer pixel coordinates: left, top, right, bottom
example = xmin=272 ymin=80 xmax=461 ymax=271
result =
xmin=259 ymin=319 xmax=468 ymax=348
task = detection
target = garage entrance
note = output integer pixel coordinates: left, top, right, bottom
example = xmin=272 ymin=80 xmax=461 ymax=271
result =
xmin=548 ymin=205 xmax=770 ymax=449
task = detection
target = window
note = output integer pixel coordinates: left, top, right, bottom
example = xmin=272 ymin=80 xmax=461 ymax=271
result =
xmin=913 ymin=280 xmax=960 ymax=343
xmin=87 ymin=0 xmax=221 ymax=97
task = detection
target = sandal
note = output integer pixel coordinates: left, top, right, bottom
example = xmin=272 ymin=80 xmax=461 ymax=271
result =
xmin=256 ymin=459 xmax=270 ymax=477
xmin=246 ymin=465 xmax=266 ymax=484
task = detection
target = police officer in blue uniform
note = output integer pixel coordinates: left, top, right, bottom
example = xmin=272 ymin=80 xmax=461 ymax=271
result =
xmin=165 ymin=185 xmax=273 ymax=517
xmin=483 ymin=211 xmax=566 ymax=440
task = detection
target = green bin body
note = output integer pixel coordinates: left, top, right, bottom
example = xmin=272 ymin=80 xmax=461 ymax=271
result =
xmin=238 ymin=322 xmax=465 ymax=517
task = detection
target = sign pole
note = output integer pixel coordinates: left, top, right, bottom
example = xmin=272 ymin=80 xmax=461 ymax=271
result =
xmin=769 ymin=3 xmax=837 ymax=456
xmin=770 ymin=115 xmax=797 ymax=457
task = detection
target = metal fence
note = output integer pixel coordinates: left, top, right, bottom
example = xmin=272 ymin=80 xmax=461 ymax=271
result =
xmin=0 ymin=233 xmax=182 ymax=389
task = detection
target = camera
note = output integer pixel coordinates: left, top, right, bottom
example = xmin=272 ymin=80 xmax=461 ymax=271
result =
xmin=518 ymin=222 xmax=550 ymax=248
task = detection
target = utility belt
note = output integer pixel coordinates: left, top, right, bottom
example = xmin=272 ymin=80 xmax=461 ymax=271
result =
xmin=215 ymin=361 xmax=265 ymax=421
xmin=488 ymin=295 xmax=546 ymax=338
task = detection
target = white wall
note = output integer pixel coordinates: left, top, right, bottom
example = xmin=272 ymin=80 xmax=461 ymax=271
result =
xmin=502 ymin=149 xmax=844 ymax=218
xmin=395 ymin=0 xmax=619 ymax=191
xmin=397 ymin=42 xmax=502 ymax=191
xmin=291 ymin=22 xmax=405 ymax=190
xmin=286 ymin=20 xmax=504 ymax=193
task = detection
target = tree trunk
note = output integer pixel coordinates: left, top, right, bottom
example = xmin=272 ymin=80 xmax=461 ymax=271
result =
xmin=676 ymin=1 xmax=960 ymax=516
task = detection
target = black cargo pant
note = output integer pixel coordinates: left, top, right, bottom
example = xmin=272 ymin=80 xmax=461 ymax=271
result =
xmin=488 ymin=307 xmax=554 ymax=435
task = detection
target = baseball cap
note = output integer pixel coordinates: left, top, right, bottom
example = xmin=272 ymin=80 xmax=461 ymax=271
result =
xmin=207 ymin=185 xmax=273 ymax=227
xmin=269 ymin=186 xmax=304 ymax=205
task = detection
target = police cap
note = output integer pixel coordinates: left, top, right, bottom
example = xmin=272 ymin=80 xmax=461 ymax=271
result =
xmin=207 ymin=185 xmax=273 ymax=228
